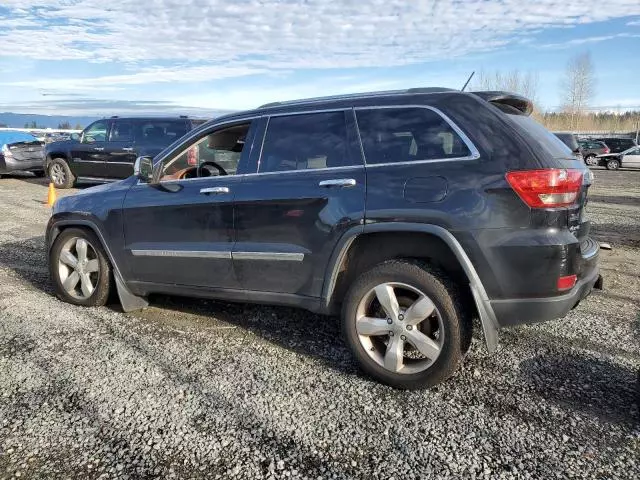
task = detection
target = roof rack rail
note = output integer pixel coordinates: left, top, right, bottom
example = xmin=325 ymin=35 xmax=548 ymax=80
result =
xmin=111 ymin=115 xmax=119 ymax=118
xmin=259 ymin=87 xmax=455 ymax=108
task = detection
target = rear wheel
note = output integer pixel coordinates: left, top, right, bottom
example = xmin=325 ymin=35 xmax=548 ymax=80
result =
xmin=606 ymin=158 xmax=620 ymax=170
xmin=584 ymin=155 xmax=597 ymax=166
xmin=49 ymin=228 xmax=111 ymax=307
xmin=342 ymin=260 xmax=471 ymax=389
xmin=48 ymin=158 xmax=75 ymax=189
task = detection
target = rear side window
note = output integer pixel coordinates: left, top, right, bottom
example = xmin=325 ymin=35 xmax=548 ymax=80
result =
xmin=110 ymin=120 xmax=134 ymax=142
xmin=136 ymin=121 xmax=189 ymax=145
xmin=259 ymin=111 xmax=353 ymax=173
xmin=355 ymin=107 xmax=472 ymax=165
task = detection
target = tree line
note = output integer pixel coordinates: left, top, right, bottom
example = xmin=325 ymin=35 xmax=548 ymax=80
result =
xmin=21 ymin=121 xmax=84 ymax=130
xmin=471 ymin=52 xmax=640 ymax=134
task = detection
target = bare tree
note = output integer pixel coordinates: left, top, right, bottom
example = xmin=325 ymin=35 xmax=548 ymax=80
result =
xmin=560 ymin=52 xmax=596 ymax=130
xmin=472 ymin=69 xmax=540 ymax=108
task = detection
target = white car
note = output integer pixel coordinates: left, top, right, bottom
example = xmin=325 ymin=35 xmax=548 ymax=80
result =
xmin=597 ymin=145 xmax=640 ymax=170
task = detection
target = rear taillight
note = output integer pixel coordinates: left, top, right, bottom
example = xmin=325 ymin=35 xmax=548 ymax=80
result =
xmin=604 ymin=147 xmax=610 ymax=154
xmin=506 ymin=169 xmax=583 ymax=208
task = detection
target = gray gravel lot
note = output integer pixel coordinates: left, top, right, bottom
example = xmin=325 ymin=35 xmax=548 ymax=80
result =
xmin=0 ymin=171 xmax=638 ymax=479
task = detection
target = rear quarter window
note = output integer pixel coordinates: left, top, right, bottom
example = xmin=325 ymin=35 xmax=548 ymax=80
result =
xmin=506 ymin=115 xmax=574 ymax=159
xmin=136 ymin=121 xmax=189 ymax=145
xmin=355 ymin=107 xmax=473 ymax=165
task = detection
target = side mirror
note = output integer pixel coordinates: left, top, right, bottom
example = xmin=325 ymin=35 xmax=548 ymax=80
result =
xmin=70 ymin=133 xmax=81 ymax=141
xmin=134 ymin=156 xmax=154 ymax=183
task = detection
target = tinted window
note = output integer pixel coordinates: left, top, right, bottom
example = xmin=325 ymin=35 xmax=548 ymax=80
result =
xmin=553 ymin=133 xmax=579 ymax=151
xmin=507 ymin=116 xmax=573 ymax=158
xmin=260 ymin=111 xmax=352 ymax=173
xmin=83 ymin=121 xmax=109 ymax=143
xmin=355 ymin=107 xmax=471 ymax=165
xmin=137 ymin=121 xmax=189 ymax=145
xmin=110 ymin=120 xmax=134 ymax=142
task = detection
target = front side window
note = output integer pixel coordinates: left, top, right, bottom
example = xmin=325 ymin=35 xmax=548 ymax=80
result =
xmin=82 ymin=121 xmax=109 ymax=143
xmin=160 ymin=123 xmax=250 ymax=181
xmin=355 ymin=107 xmax=472 ymax=165
xmin=110 ymin=121 xmax=134 ymax=142
xmin=259 ymin=111 xmax=352 ymax=173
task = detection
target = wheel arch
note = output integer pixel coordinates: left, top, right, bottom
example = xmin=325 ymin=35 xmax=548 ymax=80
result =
xmin=322 ymin=222 xmax=499 ymax=352
xmin=48 ymin=219 xmax=147 ymax=312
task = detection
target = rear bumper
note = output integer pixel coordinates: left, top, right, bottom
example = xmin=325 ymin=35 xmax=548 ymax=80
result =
xmin=0 ymin=155 xmax=45 ymax=173
xmin=490 ymin=239 xmax=602 ymax=327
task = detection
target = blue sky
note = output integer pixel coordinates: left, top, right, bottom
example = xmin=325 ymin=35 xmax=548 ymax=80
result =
xmin=0 ymin=1 xmax=639 ymax=116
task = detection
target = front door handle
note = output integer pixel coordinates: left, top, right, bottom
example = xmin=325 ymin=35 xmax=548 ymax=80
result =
xmin=93 ymin=147 xmax=104 ymax=152
xmin=122 ymin=147 xmax=134 ymax=152
xmin=319 ymin=178 xmax=356 ymax=188
xmin=200 ymin=187 xmax=230 ymax=195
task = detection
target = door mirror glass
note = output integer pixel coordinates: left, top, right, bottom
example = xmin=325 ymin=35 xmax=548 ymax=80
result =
xmin=134 ymin=156 xmax=154 ymax=183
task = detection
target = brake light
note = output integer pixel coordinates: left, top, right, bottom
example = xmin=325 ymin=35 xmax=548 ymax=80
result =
xmin=557 ymin=274 xmax=577 ymax=291
xmin=506 ymin=169 xmax=583 ymax=208
xmin=603 ymin=147 xmax=610 ymax=154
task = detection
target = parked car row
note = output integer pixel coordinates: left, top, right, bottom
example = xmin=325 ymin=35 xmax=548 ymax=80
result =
xmin=0 ymin=117 xmax=206 ymax=185
xmin=553 ymin=132 xmax=638 ymax=169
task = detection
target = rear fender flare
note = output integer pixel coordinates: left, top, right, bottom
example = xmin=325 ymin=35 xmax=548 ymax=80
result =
xmin=322 ymin=222 xmax=499 ymax=353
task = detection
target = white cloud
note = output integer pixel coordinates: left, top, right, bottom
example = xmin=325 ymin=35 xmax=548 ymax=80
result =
xmin=0 ymin=1 xmax=639 ymax=75
xmin=540 ymin=32 xmax=640 ymax=48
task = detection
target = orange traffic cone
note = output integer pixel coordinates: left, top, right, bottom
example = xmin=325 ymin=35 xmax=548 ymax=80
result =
xmin=47 ymin=183 xmax=57 ymax=207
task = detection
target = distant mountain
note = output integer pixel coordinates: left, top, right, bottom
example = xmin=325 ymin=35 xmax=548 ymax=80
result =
xmin=0 ymin=112 xmax=100 ymax=129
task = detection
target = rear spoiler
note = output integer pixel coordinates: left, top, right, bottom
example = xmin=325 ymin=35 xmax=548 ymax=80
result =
xmin=471 ymin=91 xmax=534 ymax=116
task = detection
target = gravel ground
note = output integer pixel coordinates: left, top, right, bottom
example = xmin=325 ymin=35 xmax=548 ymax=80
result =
xmin=0 ymin=171 xmax=638 ymax=479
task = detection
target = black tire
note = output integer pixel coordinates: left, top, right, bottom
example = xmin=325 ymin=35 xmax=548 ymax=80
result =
xmin=342 ymin=260 xmax=472 ymax=390
xmin=606 ymin=158 xmax=620 ymax=171
xmin=48 ymin=158 xmax=75 ymax=189
xmin=49 ymin=228 xmax=111 ymax=307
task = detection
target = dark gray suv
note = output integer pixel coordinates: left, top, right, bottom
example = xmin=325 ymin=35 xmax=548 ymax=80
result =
xmin=45 ymin=88 xmax=602 ymax=389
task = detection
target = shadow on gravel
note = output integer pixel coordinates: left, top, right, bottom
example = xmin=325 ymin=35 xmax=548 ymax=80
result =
xmin=144 ymin=294 xmax=357 ymax=376
xmin=0 ymin=235 xmax=55 ymax=296
xmin=520 ymin=353 xmax=639 ymax=425
xmin=591 ymin=223 xmax=640 ymax=249
xmin=589 ymin=194 xmax=640 ymax=208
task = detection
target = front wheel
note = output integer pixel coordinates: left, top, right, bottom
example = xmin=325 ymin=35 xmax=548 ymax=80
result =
xmin=49 ymin=228 xmax=111 ymax=307
xmin=606 ymin=158 xmax=620 ymax=170
xmin=48 ymin=158 xmax=75 ymax=189
xmin=342 ymin=260 xmax=471 ymax=390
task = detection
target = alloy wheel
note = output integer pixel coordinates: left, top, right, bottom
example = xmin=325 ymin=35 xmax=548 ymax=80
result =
xmin=57 ymin=237 xmax=100 ymax=299
xmin=50 ymin=163 xmax=66 ymax=186
xmin=355 ymin=282 xmax=444 ymax=375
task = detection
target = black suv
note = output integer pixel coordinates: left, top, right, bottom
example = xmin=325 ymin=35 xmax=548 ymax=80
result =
xmin=596 ymin=137 xmax=637 ymax=154
xmin=44 ymin=116 xmax=200 ymax=188
xmin=45 ymin=89 xmax=602 ymax=389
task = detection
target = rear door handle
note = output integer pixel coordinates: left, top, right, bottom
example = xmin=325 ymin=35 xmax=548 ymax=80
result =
xmin=93 ymin=147 xmax=104 ymax=152
xmin=319 ymin=178 xmax=356 ymax=188
xmin=122 ymin=147 xmax=134 ymax=152
xmin=200 ymin=187 xmax=230 ymax=195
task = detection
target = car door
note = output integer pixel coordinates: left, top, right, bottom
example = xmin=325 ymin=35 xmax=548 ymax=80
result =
xmin=623 ymin=147 xmax=640 ymax=168
xmin=232 ymin=110 xmax=366 ymax=297
xmin=70 ymin=120 xmax=111 ymax=178
xmin=121 ymin=118 xmax=259 ymax=290
xmin=103 ymin=119 xmax=137 ymax=179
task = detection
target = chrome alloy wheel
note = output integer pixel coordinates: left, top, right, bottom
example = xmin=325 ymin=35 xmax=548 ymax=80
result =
xmin=50 ymin=163 xmax=66 ymax=186
xmin=355 ymin=282 xmax=444 ymax=375
xmin=58 ymin=237 xmax=100 ymax=299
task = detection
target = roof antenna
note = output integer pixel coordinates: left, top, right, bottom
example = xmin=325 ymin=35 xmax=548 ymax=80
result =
xmin=461 ymin=71 xmax=475 ymax=92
